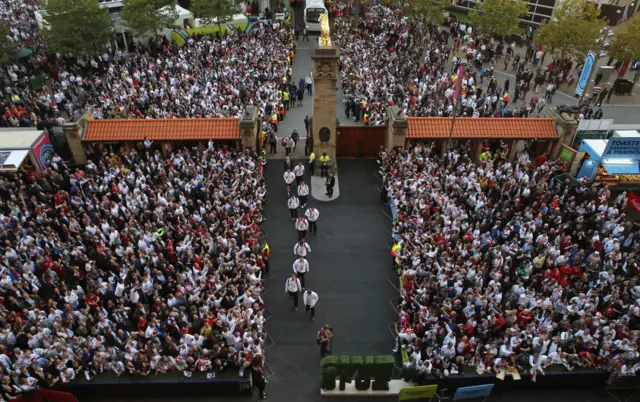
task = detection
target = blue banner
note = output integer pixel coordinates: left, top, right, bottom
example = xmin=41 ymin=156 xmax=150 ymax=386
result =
xmin=576 ymin=51 xmax=596 ymax=97
xmin=602 ymin=137 xmax=640 ymax=159
xmin=452 ymin=384 xmax=495 ymax=401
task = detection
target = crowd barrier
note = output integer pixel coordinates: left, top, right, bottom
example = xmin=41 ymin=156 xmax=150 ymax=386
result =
xmin=65 ymin=372 xmax=252 ymax=399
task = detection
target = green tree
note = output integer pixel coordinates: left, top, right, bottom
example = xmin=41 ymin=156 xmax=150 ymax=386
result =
xmin=608 ymin=14 xmax=640 ymax=63
xmin=401 ymin=0 xmax=448 ymax=27
xmin=469 ymin=0 xmax=529 ymax=38
xmin=534 ymin=0 xmax=606 ymax=61
xmin=0 ymin=20 xmax=18 ymax=63
xmin=121 ymin=0 xmax=178 ymax=37
xmin=41 ymin=0 xmax=113 ymax=56
xmin=190 ymin=0 xmax=241 ymax=31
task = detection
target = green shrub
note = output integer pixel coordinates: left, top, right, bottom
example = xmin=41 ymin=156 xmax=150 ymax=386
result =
xmin=322 ymin=366 xmax=339 ymax=390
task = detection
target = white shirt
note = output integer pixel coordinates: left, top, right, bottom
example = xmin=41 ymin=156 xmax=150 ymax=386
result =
xmin=285 ymin=277 xmax=302 ymax=293
xmin=295 ymin=218 xmax=309 ymax=231
xmin=294 ymin=242 xmax=311 ymax=257
xmin=288 ymin=197 xmax=300 ymax=209
xmin=305 ymin=208 xmax=319 ymax=222
xmin=303 ymin=291 xmax=319 ymax=307
xmin=293 ymin=258 xmax=309 ymax=274
xmin=294 ymin=165 xmax=305 ymax=177
xmin=298 ymin=183 xmax=309 ymax=196
xmin=284 ymin=171 xmax=295 ymax=184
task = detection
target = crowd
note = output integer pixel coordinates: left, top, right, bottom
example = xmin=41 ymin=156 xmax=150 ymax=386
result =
xmin=0 ymin=144 xmax=271 ymax=399
xmin=335 ymin=4 xmax=592 ymax=125
xmin=381 ymin=143 xmax=640 ymax=381
xmin=2 ymin=0 xmax=294 ymax=131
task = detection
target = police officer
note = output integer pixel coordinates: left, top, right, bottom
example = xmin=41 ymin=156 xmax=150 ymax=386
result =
xmin=319 ymin=153 xmax=330 ymax=178
xmin=326 ymin=173 xmax=336 ymax=197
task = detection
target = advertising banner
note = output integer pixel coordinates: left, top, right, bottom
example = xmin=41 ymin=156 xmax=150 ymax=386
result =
xmin=452 ymin=384 xmax=495 ymax=401
xmin=576 ymin=51 xmax=596 ymax=97
xmin=602 ymin=137 xmax=640 ymax=158
xmin=398 ymin=385 xmax=438 ymax=401
xmin=31 ymin=132 xmax=55 ymax=171
xmin=628 ymin=192 xmax=640 ymax=215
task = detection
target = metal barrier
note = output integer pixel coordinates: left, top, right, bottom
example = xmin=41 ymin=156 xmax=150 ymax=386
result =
xmin=389 ymin=297 xmax=402 ymax=314
xmin=263 ymin=309 xmax=274 ymax=322
xmin=374 ymin=172 xmax=383 ymax=182
xmin=384 ymin=225 xmax=394 ymax=236
xmin=264 ymin=333 xmax=275 ymax=350
xmin=388 ymin=323 xmax=397 ymax=339
xmin=261 ymin=211 xmax=270 ymax=222
xmin=264 ymin=361 xmax=275 ymax=380
xmin=386 ymin=240 xmax=395 ymax=250
xmin=387 ymin=275 xmax=400 ymax=292
xmin=258 ymin=225 xmax=269 ymax=242
xmin=382 ymin=208 xmax=393 ymax=221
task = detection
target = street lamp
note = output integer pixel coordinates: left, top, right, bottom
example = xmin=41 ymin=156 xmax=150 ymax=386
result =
xmin=574 ymin=27 xmax=612 ymax=119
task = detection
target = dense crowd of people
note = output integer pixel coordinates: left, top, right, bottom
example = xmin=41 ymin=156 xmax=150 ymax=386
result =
xmin=1 ymin=0 xmax=294 ymax=130
xmin=0 ymin=144 xmax=271 ymax=399
xmin=336 ymin=4 xmax=585 ymax=125
xmin=381 ymin=143 xmax=640 ymax=381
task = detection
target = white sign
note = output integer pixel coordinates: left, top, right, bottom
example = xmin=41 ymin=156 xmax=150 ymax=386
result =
xmin=275 ymin=12 xmax=285 ymax=20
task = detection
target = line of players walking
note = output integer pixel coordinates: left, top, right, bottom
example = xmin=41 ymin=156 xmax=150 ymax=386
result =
xmin=283 ymin=158 xmax=320 ymax=321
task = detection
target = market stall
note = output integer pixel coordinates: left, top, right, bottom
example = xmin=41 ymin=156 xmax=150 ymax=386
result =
xmin=576 ymin=130 xmax=640 ymax=186
xmin=0 ymin=129 xmax=53 ymax=176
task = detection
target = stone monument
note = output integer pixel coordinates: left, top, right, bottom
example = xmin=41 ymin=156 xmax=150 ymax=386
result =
xmin=311 ymin=13 xmax=339 ymax=174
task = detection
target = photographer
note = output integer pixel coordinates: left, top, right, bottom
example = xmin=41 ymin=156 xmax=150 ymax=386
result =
xmin=317 ymin=324 xmax=333 ymax=357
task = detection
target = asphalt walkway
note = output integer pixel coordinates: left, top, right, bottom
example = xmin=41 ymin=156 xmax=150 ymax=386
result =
xmin=259 ymin=158 xmax=395 ymax=401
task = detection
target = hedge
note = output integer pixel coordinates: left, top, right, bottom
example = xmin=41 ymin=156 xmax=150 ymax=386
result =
xmin=320 ymin=355 xmax=395 ymax=391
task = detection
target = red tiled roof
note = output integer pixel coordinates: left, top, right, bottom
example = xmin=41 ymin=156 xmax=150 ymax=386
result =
xmin=83 ymin=118 xmax=241 ymax=142
xmin=407 ymin=118 xmax=558 ymax=140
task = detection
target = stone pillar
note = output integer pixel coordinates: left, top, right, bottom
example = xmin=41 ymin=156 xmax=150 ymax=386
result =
xmin=508 ymin=139 xmax=519 ymax=161
xmin=385 ymin=106 xmax=408 ymax=150
xmin=547 ymin=108 xmax=578 ymax=160
xmin=63 ymin=109 xmax=93 ymax=165
xmin=312 ymin=45 xmax=339 ymax=174
xmin=239 ymin=106 xmax=259 ymax=151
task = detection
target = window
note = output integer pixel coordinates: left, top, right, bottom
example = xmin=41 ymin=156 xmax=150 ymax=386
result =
xmin=306 ymin=8 xmax=326 ymax=23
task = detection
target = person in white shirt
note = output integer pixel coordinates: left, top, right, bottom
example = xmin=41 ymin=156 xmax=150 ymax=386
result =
xmin=303 ymin=289 xmax=319 ymax=321
xmin=293 ymin=256 xmax=310 ymax=288
xmin=285 ymin=273 xmax=302 ymax=311
xmin=284 ymin=169 xmax=295 ymax=188
xmin=305 ymin=207 xmax=319 ymax=234
xmin=294 ymin=162 xmax=305 ymax=184
xmin=294 ymin=240 xmax=311 ymax=257
xmin=298 ymin=182 xmax=309 ymax=208
xmin=295 ymin=217 xmax=309 ymax=241
xmin=288 ymin=195 xmax=299 ymax=219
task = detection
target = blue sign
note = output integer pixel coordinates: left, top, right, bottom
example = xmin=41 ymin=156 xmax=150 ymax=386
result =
xmin=602 ymin=137 xmax=640 ymax=159
xmin=452 ymin=384 xmax=495 ymax=401
xmin=576 ymin=51 xmax=596 ymax=97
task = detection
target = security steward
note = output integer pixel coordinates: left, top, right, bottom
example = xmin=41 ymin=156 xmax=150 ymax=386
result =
xmin=319 ymin=152 xmax=330 ymax=178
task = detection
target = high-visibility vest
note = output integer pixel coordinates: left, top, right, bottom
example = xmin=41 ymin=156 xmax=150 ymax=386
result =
xmin=261 ymin=244 xmax=270 ymax=257
xmin=309 ymin=152 xmax=316 ymax=162
xmin=320 ymin=155 xmax=329 ymax=163
xmin=272 ymin=113 xmax=278 ymax=124
xmin=283 ymin=92 xmax=290 ymax=101
xmin=391 ymin=243 xmax=401 ymax=257
xmin=11 ymin=94 xmax=20 ymax=102
xmin=364 ymin=113 xmax=369 ymax=123
xmin=278 ymin=90 xmax=283 ymax=98
xmin=279 ymin=104 xmax=285 ymax=114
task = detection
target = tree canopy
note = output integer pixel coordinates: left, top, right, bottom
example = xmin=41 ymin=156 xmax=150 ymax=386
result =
xmin=121 ymin=0 xmax=178 ymax=37
xmin=469 ymin=0 xmax=529 ymax=38
xmin=607 ymin=14 xmax=640 ymax=62
xmin=190 ymin=0 xmax=241 ymax=29
xmin=0 ymin=20 xmax=18 ymax=64
xmin=401 ymin=0 xmax=448 ymax=27
xmin=534 ymin=0 xmax=606 ymax=61
xmin=41 ymin=0 xmax=113 ymax=56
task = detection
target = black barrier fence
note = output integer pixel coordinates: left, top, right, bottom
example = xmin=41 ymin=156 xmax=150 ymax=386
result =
xmin=67 ymin=373 xmax=252 ymax=399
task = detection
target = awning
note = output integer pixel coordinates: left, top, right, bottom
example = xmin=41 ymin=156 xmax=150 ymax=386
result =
xmin=407 ymin=118 xmax=559 ymax=139
xmin=602 ymin=163 xmax=640 ymax=175
xmin=0 ymin=150 xmax=30 ymax=172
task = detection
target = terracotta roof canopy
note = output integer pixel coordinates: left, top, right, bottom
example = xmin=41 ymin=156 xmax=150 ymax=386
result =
xmin=83 ymin=118 xmax=241 ymax=142
xmin=407 ymin=117 xmax=559 ymax=140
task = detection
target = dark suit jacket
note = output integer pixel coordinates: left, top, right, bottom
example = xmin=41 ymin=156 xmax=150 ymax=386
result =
xmin=284 ymin=160 xmax=292 ymax=171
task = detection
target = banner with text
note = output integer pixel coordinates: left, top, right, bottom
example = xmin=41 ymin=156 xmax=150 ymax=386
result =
xmin=602 ymin=137 xmax=640 ymax=158
xmin=576 ymin=51 xmax=596 ymax=97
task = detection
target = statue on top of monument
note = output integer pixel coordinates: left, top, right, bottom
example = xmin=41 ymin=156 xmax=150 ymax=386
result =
xmin=318 ymin=13 xmax=331 ymax=47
